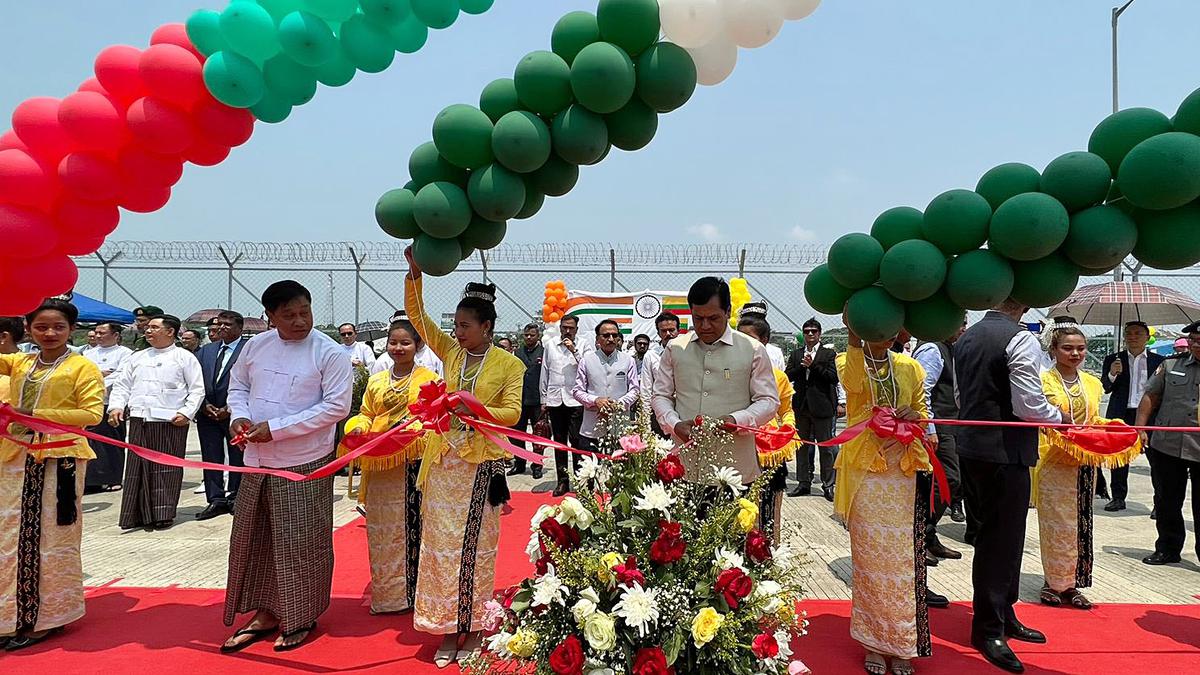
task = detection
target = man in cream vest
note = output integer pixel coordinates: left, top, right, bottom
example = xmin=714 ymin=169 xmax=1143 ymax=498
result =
xmin=651 ymin=277 xmax=779 ymax=483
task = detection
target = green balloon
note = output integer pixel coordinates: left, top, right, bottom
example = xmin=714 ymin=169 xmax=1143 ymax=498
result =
xmin=1088 ymin=107 xmax=1173 ymax=174
xmin=409 ymin=141 xmax=468 ymax=187
xmin=921 ymin=189 xmax=992 ymax=255
xmin=314 ymin=49 xmax=356 ymax=86
xmin=515 ymin=188 xmax=545 ymax=219
xmin=570 ymin=42 xmax=636 ymax=114
xmin=514 ymin=51 xmax=573 ymax=116
xmin=460 ymin=215 xmax=507 ymax=250
xmin=389 ymin=15 xmax=429 ymax=53
xmin=259 ymin=1 xmax=304 ymax=22
xmin=186 ymin=10 xmax=228 ymax=57
xmin=803 ymin=264 xmax=855 ymax=315
xmin=846 ymin=287 xmax=906 ymax=343
xmin=250 ymin=90 xmax=293 ymax=123
xmin=479 ymin=78 xmax=521 ymax=123
xmin=219 ymin=2 xmax=281 ymax=62
xmin=1039 ymin=151 xmax=1112 ymax=212
xmin=412 ymin=233 xmax=462 ymax=276
xmin=340 ymin=14 xmax=395 ymax=73
xmin=491 ymin=111 xmax=552 ymax=174
xmin=203 ymin=51 xmax=266 ymax=108
xmin=945 ymin=250 xmax=1014 ymax=310
xmin=263 ymin=55 xmax=317 ymax=105
xmin=904 ymin=291 xmax=965 ymax=343
xmin=1133 ymin=203 xmax=1200 ymax=270
xmin=460 ymin=0 xmax=494 ymax=15
xmin=1061 ymin=205 xmax=1137 ymax=270
xmin=411 ymin=0 xmax=459 ymax=29
xmin=975 ymin=162 xmax=1041 ymax=211
xmin=635 ymin=42 xmax=697 ymax=113
xmin=870 ymin=206 xmax=924 ymax=250
xmin=605 ymin=98 xmax=657 ymax=151
xmin=302 ymin=0 xmax=358 ymax=22
xmin=1009 ymin=253 xmax=1081 ymax=308
xmin=433 ymin=104 xmax=495 ymax=169
xmin=552 ymin=11 xmax=600 ymax=65
xmin=827 ymin=233 xmax=885 ymax=289
xmin=596 ymin=0 xmax=660 ymax=57
xmin=278 ymin=11 xmax=337 ymax=67
xmin=467 ymin=163 xmax=526 ymax=221
xmin=1118 ymin=132 xmax=1200 ymax=210
xmin=529 ymin=155 xmax=579 ymax=197
xmin=551 ymin=105 xmax=609 ymax=165
xmin=359 ymin=0 xmax=412 ymax=25
xmin=1175 ymin=86 xmax=1200 ymax=135
xmin=376 ymin=188 xmax=420 ymax=239
xmin=459 ymin=242 xmax=476 ymax=261
xmin=879 ymin=239 xmax=947 ymax=302
xmin=1105 ymin=182 xmax=1136 ymax=215
xmin=988 ymin=192 xmax=1070 ymax=261
xmin=414 ymin=181 xmax=473 ymax=238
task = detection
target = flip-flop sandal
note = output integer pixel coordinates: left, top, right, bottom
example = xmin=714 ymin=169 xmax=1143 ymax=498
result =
xmin=4 ymin=627 xmax=61 ymax=652
xmin=219 ymin=624 xmax=278 ymax=653
xmin=892 ymin=661 xmax=915 ymax=675
xmin=273 ymin=622 xmax=317 ymax=652
xmin=864 ymin=653 xmax=888 ymax=675
xmin=1061 ymin=589 xmax=1093 ymax=610
xmin=1039 ymin=586 xmax=1062 ymax=606
xmin=434 ymin=646 xmax=457 ymax=669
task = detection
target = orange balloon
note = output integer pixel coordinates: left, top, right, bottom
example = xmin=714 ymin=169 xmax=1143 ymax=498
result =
xmin=549 ymin=312 xmax=562 ymax=322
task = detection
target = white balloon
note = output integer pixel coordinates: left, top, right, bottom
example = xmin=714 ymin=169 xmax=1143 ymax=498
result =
xmin=779 ymin=0 xmax=821 ymax=21
xmin=687 ymin=35 xmax=738 ymax=86
xmin=659 ymin=0 xmax=723 ymax=49
xmin=722 ymin=0 xmax=785 ymax=49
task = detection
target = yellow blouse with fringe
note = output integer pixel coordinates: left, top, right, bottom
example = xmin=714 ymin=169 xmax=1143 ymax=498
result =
xmin=340 ymin=365 xmax=441 ymax=471
xmin=1 ymin=352 xmax=105 ymax=463
xmin=405 ymin=275 xmax=525 ymax=477
xmin=1037 ymin=368 xmax=1141 ymax=470
xmin=832 ymin=346 xmax=932 ymax=521
xmin=759 ymin=368 xmax=798 ymax=469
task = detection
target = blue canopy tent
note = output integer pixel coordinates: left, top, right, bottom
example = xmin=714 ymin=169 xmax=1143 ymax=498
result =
xmin=72 ymin=293 xmax=135 ymax=324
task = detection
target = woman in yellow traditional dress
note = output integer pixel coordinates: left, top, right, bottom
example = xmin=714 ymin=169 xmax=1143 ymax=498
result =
xmin=1035 ymin=324 xmax=1139 ymax=610
xmin=341 ymin=319 xmax=440 ymax=615
xmin=1 ymin=299 xmax=105 ymax=651
xmin=404 ymin=247 xmax=525 ymax=668
xmin=835 ymin=317 xmax=933 ymax=675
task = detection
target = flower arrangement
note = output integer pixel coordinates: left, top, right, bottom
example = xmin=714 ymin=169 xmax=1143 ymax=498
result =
xmin=465 ymin=404 xmax=809 ymax=675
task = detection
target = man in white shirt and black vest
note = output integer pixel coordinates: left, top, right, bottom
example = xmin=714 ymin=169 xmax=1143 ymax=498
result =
xmin=1099 ymin=321 xmax=1163 ymax=512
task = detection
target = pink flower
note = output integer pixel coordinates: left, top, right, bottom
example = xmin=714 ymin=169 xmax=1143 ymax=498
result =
xmin=481 ymin=599 xmax=507 ymax=632
xmin=789 ymin=660 xmax=812 ymax=675
xmin=615 ymin=434 xmax=647 ymax=458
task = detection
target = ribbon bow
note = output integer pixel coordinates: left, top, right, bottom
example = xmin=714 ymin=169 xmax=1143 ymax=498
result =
xmin=409 ymin=379 xmax=457 ymax=434
xmin=866 ymin=406 xmax=926 ymax=446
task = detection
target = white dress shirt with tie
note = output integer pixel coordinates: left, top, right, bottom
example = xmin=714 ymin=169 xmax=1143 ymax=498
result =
xmin=108 ymin=345 xmax=206 ymax=422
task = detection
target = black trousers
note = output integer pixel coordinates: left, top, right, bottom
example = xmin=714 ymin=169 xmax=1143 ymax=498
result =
xmin=1096 ymin=407 xmax=1137 ymax=500
xmin=960 ymin=457 xmax=1031 ymax=641
xmin=198 ymin=417 xmax=243 ymax=505
xmin=509 ymin=403 xmax=543 ymax=472
xmin=794 ymin=415 xmax=835 ymax=488
xmin=924 ymin=427 xmax=962 ymax=541
xmin=547 ymin=404 xmax=582 ymax=483
xmin=1148 ymin=447 xmax=1200 ymax=559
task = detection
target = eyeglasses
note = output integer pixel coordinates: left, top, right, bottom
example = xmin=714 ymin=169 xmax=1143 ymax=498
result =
xmin=340 ymin=332 xmax=355 ymax=337
xmin=598 ymin=334 xmax=620 ymax=340
xmin=802 ymin=329 xmax=820 ymax=334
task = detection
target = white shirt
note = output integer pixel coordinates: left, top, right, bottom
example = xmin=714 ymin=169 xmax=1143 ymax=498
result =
xmin=370 ymin=345 xmax=444 ymax=378
xmin=340 ymin=340 xmax=376 ymax=368
xmin=1005 ymin=327 xmax=1065 ymax=424
xmin=1127 ymin=349 xmax=1149 ymax=408
xmin=108 ymin=345 xmax=205 ymax=422
xmin=213 ymin=336 xmax=244 ymax=382
xmin=85 ymin=343 xmax=133 ymax=396
xmin=540 ymin=336 xmax=583 ymax=407
xmin=228 ymin=329 xmax=353 ymax=468
xmin=640 ymin=349 xmax=662 ymax=406
xmin=764 ymin=343 xmax=786 ymax=371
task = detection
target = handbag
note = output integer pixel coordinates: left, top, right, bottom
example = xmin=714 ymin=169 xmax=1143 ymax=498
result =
xmin=532 ymin=410 xmax=552 ymax=451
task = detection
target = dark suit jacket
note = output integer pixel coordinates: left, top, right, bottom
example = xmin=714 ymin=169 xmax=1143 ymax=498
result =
xmin=197 ymin=338 xmax=246 ymax=410
xmin=785 ymin=345 xmax=838 ymax=419
xmin=1101 ymin=349 xmax=1165 ymax=420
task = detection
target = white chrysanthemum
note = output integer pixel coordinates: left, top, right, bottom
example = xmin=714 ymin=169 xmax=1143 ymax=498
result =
xmin=586 ymin=667 xmax=616 ymax=675
xmin=633 ymin=481 xmax=676 ymax=519
xmin=714 ymin=547 xmax=746 ymax=572
xmin=531 ymin=567 xmax=568 ymax=607
xmin=530 ymin=504 xmax=557 ymax=531
xmin=771 ymin=543 xmax=797 ymax=569
xmin=761 ymin=628 xmax=794 ymax=668
xmin=711 ymin=466 xmax=744 ymax=495
xmin=575 ymin=454 xmax=600 ymax=482
xmin=556 ymin=496 xmax=594 ymax=530
xmin=752 ymin=579 xmax=784 ymax=616
xmin=525 ymin=530 xmax=542 ymax=564
xmin=486 ymin=630 xmax=514 ymax=658
xmin=653 ymin=437 xmax=675 ymax=456
xmin=613 ymin=583 xmax=660 ymax=638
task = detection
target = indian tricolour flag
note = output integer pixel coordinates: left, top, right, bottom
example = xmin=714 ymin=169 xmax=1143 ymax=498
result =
xmin=564 ymin=290 xmax=691 ymax=340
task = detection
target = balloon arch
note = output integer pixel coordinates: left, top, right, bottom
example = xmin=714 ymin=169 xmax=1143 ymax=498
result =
xmin=2 ymin=0 xmax=1199 ymax=344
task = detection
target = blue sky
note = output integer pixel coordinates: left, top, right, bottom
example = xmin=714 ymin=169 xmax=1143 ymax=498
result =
xmin=3 ymin=0 xmax=1200 ymax=247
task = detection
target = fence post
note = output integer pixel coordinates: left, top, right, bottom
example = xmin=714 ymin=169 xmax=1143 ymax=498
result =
xmin=93 ymin=250 xmax=124 ymax=303
xmin=609 ymin=248 xmax=616 ymax=292
xmin=480 ymin=250 xmax=489 ymax=284
xmin=217 ymin=245 xmax=243 ymax=310
xmin=348 ymin=245 xmax=364 ymax=324
xmin=738 ymin=248 xmax=747 ymax=278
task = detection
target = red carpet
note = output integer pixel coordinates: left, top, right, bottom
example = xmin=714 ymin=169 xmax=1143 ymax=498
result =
xmin=5 ymin=491 xmax=1200 ymax=674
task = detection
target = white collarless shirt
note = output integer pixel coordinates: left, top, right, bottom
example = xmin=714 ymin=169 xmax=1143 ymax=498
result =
xmin=108 ymin=345 xmax=205 ymax=422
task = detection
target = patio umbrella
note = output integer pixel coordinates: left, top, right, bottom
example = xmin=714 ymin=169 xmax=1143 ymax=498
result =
xmin=355 ymin=320 xmax=389 ymax=342
xmin=1048 ymin=281 xmax=1200 ymax=327
xmin=185 ymin=309 xmax=268 ymax=334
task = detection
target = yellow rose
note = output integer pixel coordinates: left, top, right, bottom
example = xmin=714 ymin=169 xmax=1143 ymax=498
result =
xmin=583 ymin=612 xmax=617 ymax=652
xmin=597 ymin=552 xmax=622 ymax=584
xmin=775 ymin=601 xmax=796 ymax=624
xmin=691 ymin=607 xmax=725 ymax=648
xmin=735 ymin=498 xmax=759 ymax=532
xmin=507 ymin=629 xmax=537 ymax=658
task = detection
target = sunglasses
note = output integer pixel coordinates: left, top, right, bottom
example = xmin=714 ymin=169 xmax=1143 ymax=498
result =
xmin=340 ymin=332 xmax=355 ymax=337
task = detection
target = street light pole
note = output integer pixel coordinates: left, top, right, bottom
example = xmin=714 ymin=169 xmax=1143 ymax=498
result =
xmin=1111 ymin=0 xmax=1134 ymax=352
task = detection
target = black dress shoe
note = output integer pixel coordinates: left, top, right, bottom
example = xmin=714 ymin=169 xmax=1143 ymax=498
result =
xmin=787 ymin=486 xmax=811 ymax=497
xmin=925 ymin=552 xmax=939 ymax=567
xmin=1143 ymin=551 xmax=1182 ymax=565
xmin=925 ymin=589 xmax=949 ymax=608
xmin=927 ymin=540 xmax=963 ymax=560
xmin=950 ymin=503 xmax=966 ymax=523
xmin=531 ymin=465 xmax=543 ymax=479
xmin=196 ymin=502 xmax=230 ymax=521
xmin=1004 ymin=620 xmax=1046 ymax=644
xmin=972 ymin=637 xmax=1024 ymax=673
xmin=152 ymin=519 xmax=174 ymax=530
xmin=1103 ymin=498 xmax=1126 ymax=512
xmin=822 ymin=487 xmax=834 ymax=502
xmin=1150 ymin=507 xmax=1157 ymax=520
xmin=506 ymin=465 xmax=524 ymax=477
xmin=552 ymin=481 xmax=569 ymax=497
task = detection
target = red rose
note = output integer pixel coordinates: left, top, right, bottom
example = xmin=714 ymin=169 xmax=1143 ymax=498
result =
xmin=745 ymin=528 xmax=772 ymax=564
xmin=650 ymin=519 xmax=687 ymax=565
xmin=498 ymin=585 xmax=521 ymax=609
xmin=614 ymin=555 xmax=646 ymax=587
xmin=632 ymin=646 xmax=674 ymax=675
xmin=751 ymin=631 xmax=780 ymax=660
xmin=656 ymin=454 xmax=686 ymax=483
xmin=549 ymin=634 xmax=585 ymax=675
xmin=714 ymin=567 xmax=754 ymax=609
xmin=540 ymin=518 xmax=581 ymax=552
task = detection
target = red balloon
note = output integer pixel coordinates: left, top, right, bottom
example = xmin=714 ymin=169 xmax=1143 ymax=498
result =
xmin=185 ymin=140 xmax=231 ymax=166
xmin=55 ymin=198 xmax=120 ymax=236
xmin=126 ymin=97 xmax=195 ymax=155
xmin=55 ymin=231 xmax=108 ymax=257
xmin=58 ymin=152 xmax=122 ymax=202
xmin=139 ymin=44 xmax=206 ymax=109
xmin=11 ymin=97 xmax=74 ymax=163
xmin=0 ymin=288 xmax=43 ymax=316
xmin=0 ymin=130 xmax=29 ymax=151
xmin=150 ymin=23 xmax=204 ymax=61
xmin=0 ymin=148 xmax=58 ymax=210
xmin=118 ymin=146 xmax=184 ymax=187
xmin=78 ymin=77 xmax=109 ymax=96
xmin=193 ymin=99 xmax=255 ymax=147
xmin=95 ymin=45 xmax=146 ymax=105
xmin=8 ymin=255 xmax=79 ymax=298
xmin=0 ymin=204 xmax=59 ymax=257
xmin=58 ymin=91 xmax=128 ymax=152
xmin=119 ymin=184 xmax=171 ymax=213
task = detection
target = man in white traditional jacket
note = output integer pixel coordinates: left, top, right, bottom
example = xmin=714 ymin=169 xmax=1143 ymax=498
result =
xmin=83 ymin=321 xmax=133 ymax=491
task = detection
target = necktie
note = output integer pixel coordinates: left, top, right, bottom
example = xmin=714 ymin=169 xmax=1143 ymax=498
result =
xmin=215 ymin=345 xmax=229 ymax=380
